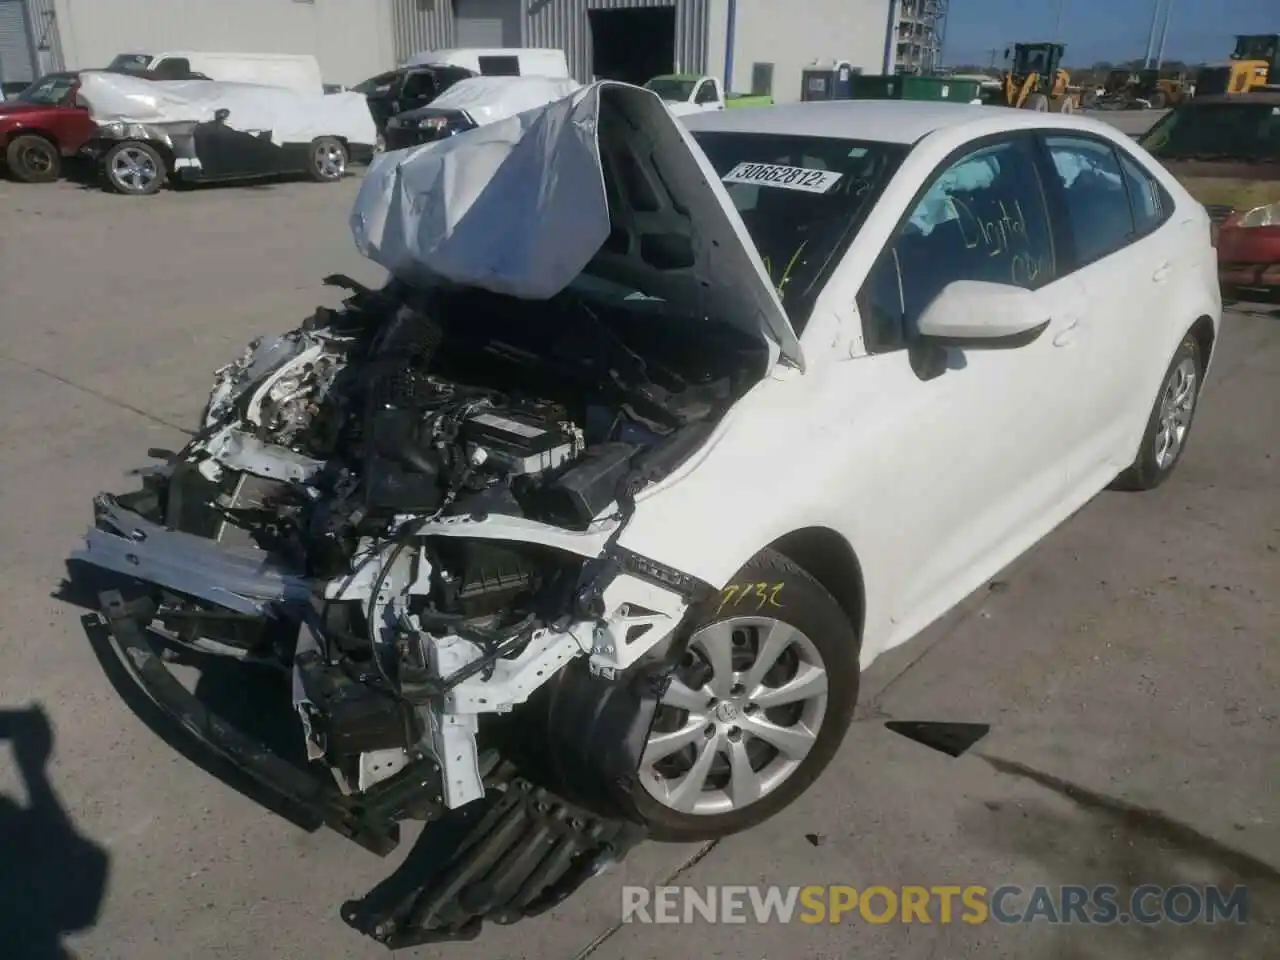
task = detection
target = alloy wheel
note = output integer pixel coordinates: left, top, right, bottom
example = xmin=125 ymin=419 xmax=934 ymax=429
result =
xmin=639 ymin=617 xmax=829 ymax=816
xmin=111 ymin=147 xmax=159 ymax=193
xmin=315 ymin=143 xmax=346 ymax=179
xmin=1154 ymin=356 xmax=1197 ymax=469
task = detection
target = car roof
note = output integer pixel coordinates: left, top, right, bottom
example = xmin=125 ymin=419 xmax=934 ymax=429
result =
xmin=682 ymin=99 xmax=1134 ymax=146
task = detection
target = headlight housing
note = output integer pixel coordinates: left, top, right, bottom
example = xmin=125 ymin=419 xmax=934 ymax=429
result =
xmin=97 ymin=121 xmax=150 ymax=140
xmin=417 ymin=116 xmax=448 ymax=132
xmin=1234 ymin=200 xmax=1280 ymax=229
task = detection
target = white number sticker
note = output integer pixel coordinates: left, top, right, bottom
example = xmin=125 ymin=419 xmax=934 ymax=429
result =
xmin=722 ymin=162 xmax=843 ymax=194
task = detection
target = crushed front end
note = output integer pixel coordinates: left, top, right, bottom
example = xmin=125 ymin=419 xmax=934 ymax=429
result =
xmin=75 ymin=275 xmax=761 ymax=946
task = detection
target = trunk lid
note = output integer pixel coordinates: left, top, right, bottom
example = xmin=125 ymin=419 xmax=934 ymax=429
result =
xmin=349 ymin=80 xmax=804 ymax=369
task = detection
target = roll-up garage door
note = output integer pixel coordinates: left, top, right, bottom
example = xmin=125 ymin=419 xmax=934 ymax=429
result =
xmin=454 ymin=0 xmax=521 ymax=48
xmin=0 ymin=0 xmax=34 ymax=86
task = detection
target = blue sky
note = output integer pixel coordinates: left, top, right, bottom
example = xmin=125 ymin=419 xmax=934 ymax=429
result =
xmin=943 ymin=0 xmax=1278 ymax=66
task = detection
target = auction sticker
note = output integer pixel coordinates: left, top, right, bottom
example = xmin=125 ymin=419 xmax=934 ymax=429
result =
xmin=722 ymin=162 xmax=843 ymax=194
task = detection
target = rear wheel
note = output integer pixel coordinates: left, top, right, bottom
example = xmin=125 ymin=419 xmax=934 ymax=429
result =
xmin=1112 ymin=334 xmax=1202 ymax=491
xmin=632 ymin=549 xmax=861 ymax=842
xmin=5 ymin=134 xmax=61 ymax=183
xmin=309 ymin=136 xmax=347 ymax=182
xmin=103 ymin=141 xmax=167 ymax=195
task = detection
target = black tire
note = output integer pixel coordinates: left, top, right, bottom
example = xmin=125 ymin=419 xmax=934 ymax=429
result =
xmin=632 ymin=548 xmax=861 ymax=842
xmin=1112 ymin=334 xmax=1203 ymax=491
xmin=102 ymin=141 xmax=167 ymax=196
xmin=1024 ymin=92 xmax=1050 ymax=112
xmin=309 ymin=136 xmax=348 ymax=183
xmin=5 ymin=134 xmax=61 ymax=183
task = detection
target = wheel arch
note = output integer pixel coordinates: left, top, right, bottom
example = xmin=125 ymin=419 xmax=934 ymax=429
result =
xmin=766 ymin=526 xmax=866 ymax=642
xmin=4 ymin=127 xmax=59 ymax=150
xmin=1188 ymin=314 xmax=1216 ymax=377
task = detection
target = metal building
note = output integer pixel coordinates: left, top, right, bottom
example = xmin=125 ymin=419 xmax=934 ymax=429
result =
xmin=392 ymin=0 xmax=896 ymax=103
xmin=0 ymin=0 xmax=398 ymax=88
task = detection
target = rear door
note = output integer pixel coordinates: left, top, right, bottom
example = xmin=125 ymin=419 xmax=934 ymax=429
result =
xmin=1038 ymin=133 xmax=1176 ymax=485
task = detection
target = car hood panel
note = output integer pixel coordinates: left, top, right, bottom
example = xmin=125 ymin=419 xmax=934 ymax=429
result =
xmin=349 ymin=80 xmax=803 ymax=369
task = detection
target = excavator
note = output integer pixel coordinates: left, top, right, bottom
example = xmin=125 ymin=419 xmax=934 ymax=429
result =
xmin=1195 ymin=34 xmax=1279 ymax=96
xmin=994 ymin=42 xmax=1080 ymax=112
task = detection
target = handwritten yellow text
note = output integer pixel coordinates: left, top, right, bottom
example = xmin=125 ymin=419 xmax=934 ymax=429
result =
xmin=716 ymin=581 xmax=784 ymax=616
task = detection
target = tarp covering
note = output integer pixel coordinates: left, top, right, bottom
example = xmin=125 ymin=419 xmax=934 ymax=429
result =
xmin=425 ymin=76 xmax=582 ymax=127
xmin=348 ymin=81 xmax=803 ymax=367
xmin=76 ymin=71 xmax=376 ymax=148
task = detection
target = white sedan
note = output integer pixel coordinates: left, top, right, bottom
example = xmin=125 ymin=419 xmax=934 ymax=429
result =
xmin=77 ymin=86 xmax=1220 ymax=941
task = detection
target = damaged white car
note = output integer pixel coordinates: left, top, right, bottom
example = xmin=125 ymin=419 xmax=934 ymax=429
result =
xmin=76 ymin=70 xmax=377 ymax=195
xmin=75 ymin=86 xmax=1219 ymax=946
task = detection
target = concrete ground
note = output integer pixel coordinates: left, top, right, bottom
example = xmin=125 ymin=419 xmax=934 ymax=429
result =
xmin=0 ymin=138 xmax=1275 ymax=960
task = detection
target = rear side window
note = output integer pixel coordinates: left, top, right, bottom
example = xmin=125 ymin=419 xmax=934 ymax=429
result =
xmin=859 ymin=137 xmax=1056 ymax=351
xmin=402 ymin=71 xmax=437 ymax=99
xmin=477 ymin=56 xmax=520 ymax=76
xmin=1118 ymin=152 xmax=1168 ymax=234
xmin=1043 ymin=136 xmax=1134 ymax=266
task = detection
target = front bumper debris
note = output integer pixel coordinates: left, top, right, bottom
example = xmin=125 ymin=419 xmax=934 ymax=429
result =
xmin=97 ymin=589 xmax=651 ymax=946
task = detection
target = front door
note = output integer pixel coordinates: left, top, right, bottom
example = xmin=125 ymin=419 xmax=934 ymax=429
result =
xmin=855 ymin=135 xmax=1091 ymax=637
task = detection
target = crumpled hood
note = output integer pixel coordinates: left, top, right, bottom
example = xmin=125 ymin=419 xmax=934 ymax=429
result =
xmin=419 ymin=75 xmax=582 ymax=127
xmin=349 ymin=80 xmax=803 ymax=369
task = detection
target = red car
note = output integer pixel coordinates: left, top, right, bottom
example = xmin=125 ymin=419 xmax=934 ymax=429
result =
xmin=1139 ymin=91 xmax=1280 ymax=294
xmin=0 ymin=72 xmax=95 ymax=183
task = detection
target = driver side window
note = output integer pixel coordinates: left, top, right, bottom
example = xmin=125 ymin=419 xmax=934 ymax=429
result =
xmin=695 ymin=81 xmax=718 ymax=105
xmin=858 ymin=137 xmax=1056 ymax=352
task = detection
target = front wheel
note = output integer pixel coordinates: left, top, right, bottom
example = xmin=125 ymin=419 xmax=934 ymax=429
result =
xmin=309 ymin=136 xmax=348 ymax=182
xmin=5 ymin=134 xmax=61 ymax=183
xmin=632 ymin=549 xmax=861 ymax=842
xmin=1112 ymin=334 xmax=1203 ymax=491
xmin=1024 ymin=92 xmax=1050 ymax=111
xmin=103 ymin=141 xmax=167 ymax=195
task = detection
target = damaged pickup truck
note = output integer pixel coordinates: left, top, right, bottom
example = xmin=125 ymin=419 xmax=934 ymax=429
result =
xmin=72 ymin=83 xmax=1215 ymax=947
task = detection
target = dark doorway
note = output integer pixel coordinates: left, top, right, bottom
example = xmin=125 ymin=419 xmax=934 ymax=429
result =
xmin=588 ymin=6 xmax=675 ymax=85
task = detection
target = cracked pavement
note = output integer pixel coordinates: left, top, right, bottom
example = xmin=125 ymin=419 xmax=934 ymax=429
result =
xmin=0 ymin=132 xmax=1275 ymax=959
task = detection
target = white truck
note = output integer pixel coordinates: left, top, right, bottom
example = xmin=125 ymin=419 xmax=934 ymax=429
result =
xmin=642 ymin=73 xmax=773 ymax=116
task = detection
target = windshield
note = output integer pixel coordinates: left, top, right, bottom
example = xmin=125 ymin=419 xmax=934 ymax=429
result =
xmin=106 ymin=54 xmax=153 ymax=73
xmin=691 ymin=131 xmax=907 ymax=332
xmin=644 ymin=77 xmax=696 ymax=102
xmin=1141 ymin=103 xmax=1280 ymax=160
xmin=14 ymin=74 xmax=77 ymax=106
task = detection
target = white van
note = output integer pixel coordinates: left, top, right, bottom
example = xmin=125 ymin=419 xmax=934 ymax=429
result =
xmin=105 ymin=52 xmax=324 ymax=95
xmin=402 ymin=48 xmax=570 ymax=79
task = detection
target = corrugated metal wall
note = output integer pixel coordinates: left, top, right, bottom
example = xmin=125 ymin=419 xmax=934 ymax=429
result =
xmin=26 ymin=0 xmax=62 ymax=72
xmin=390 ymin=0 xmax=709 ymax=83
xmin=391 ymin=0 xmax=454 ymax=62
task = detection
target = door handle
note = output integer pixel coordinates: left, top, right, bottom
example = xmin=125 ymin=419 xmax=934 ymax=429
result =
xmin=1152 ymin=262 xmax=1171 ymax=283
xmin=1052 ymin=317 xmax=1080 ymax=347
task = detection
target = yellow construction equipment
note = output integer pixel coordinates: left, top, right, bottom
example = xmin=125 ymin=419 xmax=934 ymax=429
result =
xmin=1195 ymin=34 xmax=1279 ymax=96
xmin=996 ymin=42 xmax=1079 ymax=112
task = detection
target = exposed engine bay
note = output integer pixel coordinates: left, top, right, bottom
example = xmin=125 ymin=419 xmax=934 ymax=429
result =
xmin=76 ymin=274 xmax=765 ymax=945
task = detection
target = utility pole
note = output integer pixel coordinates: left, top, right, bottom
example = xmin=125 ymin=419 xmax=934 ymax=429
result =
xmin=1051 ymin=0 xmax=1065 ymax=43
xmin=987 ymin=47 xmax=1000 ymax=68
xmin=1142 ymin=0 xmax=1163 ymax=68
xmin=1153 ymin=0 xmax=1174 ymax=70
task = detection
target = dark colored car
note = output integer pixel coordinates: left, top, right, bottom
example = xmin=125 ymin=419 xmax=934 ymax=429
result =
xmin=382 ymin=102 xmax=477 ymax=150
xmin=80 ymin=110 xmax=377 ymax=196
xmin=356 ymin=64 xmax=476 ymax=140
xmin=1140 ymin=92 xmax=1280 ymax=292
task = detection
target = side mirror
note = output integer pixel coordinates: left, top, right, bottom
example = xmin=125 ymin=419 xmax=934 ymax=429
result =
xmin=915 ymin=280 xmax=1049 ymax=348
xmin=214 ymin=108 xmax=231 ymax=123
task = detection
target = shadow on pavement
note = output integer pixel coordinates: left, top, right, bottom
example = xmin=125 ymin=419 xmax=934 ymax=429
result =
xmin=53 ymin=560 xmax=326 ymax=838
xmin=962 ymin=754 xmax=1280 ymax=958
xmin=0 ymin=704 xmax=110 ymax=960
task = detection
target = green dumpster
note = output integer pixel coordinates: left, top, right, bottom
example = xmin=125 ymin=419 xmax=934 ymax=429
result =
xmin=847 ymin=75 xmax=982 ymax=103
